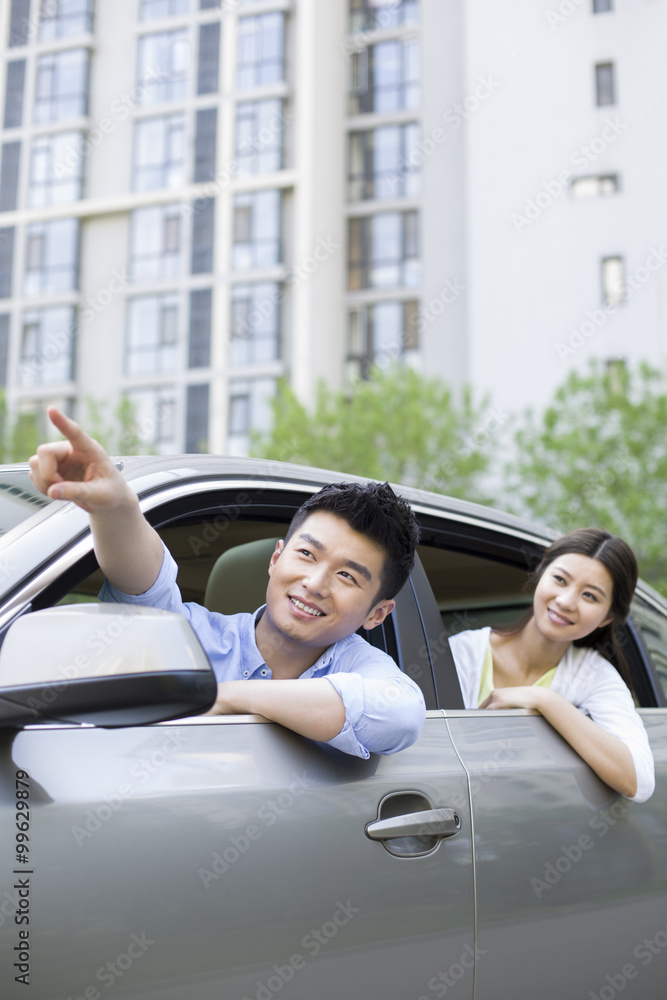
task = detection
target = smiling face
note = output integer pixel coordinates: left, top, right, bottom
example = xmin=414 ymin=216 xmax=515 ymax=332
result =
xmin=259 ymin=511 xmax=395 ymax=662
xmin=532 ymin=551 xmax=615 ymax=645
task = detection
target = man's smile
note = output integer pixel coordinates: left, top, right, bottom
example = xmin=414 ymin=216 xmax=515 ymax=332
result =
xmin=289 ymin=596 xmax=325 ymax=617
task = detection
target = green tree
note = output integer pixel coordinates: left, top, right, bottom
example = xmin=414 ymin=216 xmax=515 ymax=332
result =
xmin=507 ymin=360 xmax=667 ymax=593
xmin=0 ymin=393 xmax=39 ymax=463
xmin=83 ymin=396 xmax=143 ymax=455
xmin=252 ymin=366 xmax=501 ymax=503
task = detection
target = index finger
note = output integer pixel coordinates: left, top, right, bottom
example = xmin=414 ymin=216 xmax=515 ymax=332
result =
xmin=47 ymin=406 xmax=98 ymax=454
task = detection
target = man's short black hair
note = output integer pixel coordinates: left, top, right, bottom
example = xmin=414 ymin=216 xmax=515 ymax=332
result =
xmin=285 ymin=481 xmax=420 ymax=601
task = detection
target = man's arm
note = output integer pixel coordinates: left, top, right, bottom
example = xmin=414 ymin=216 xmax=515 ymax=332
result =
xmin=206 ymin=679 xmax=347 ymax=742
xmin=29 ymin=407 xmax=164 ymax=595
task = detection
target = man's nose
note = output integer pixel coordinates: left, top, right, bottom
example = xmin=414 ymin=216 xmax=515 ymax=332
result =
xmin=303 ymin=564 xmax=329 ymax=596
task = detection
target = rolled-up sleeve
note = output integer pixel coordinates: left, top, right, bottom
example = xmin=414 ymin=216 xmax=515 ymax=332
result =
xmin=322 ymin=654 xmax=426 ymax=758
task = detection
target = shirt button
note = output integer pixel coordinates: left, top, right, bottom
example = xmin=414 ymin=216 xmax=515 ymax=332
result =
xmin=243 ymin=671 xmax=249 ymax=677
xmin=260 ymin=669 xmax=268 ymax=676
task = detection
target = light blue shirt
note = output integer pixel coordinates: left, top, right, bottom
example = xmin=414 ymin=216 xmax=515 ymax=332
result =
xmin=99 ymin=545 xmax=425 ymax=758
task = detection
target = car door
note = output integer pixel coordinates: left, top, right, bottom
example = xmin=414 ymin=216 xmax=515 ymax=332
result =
xmin=413 ymin=508 xmax=667 ymax=1000
xmin=0 ymin=477 xmax=476 ymax=1000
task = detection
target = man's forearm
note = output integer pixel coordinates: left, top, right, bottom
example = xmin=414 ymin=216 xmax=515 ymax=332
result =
xmin=90 ymin=495 xmax=165 ymax=595
xmin=206 ymin=679 xmax=346 ymax=742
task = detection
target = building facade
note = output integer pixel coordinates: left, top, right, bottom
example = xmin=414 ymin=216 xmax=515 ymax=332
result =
xmin=0 ymin=0 xmax=664 ymax=454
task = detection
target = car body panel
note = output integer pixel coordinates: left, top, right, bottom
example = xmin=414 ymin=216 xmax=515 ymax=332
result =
xmin=2 ymin=714 xmax=474 ymax=999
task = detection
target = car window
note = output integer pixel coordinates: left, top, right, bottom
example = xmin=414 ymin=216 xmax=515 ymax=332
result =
xmin=416 ymin=539 xmax=532 ymax=636
xmin=630 ymin=595 xmax=667 ymax=703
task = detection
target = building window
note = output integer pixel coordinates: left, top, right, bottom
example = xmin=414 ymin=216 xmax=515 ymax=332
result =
xmin=140 ymin=0 xmax=189 ymax=20
xmin=347 ymin=300 xmax=418 ymax=379
xmin=133 ymin=114 xmax=185 ymax=191
xmin=227 ymin=377 xmax=275 ymax=455
xmin=4 ymin=60 xmax=26 ymax=129
xmin=0 ymin=142 xmax=21 ymax=211
xmin=125 ymin=386 xmax=178 ymax=453
xmin=0 ymin=228 xmax=15 ymax=298
xmin=348 ymin=123 xmax=420 ymax=201
xmin=194 ymin=107 xmax=217 ymax=182
xmin=126 ymin=294 xmax=179 ymax=375
xmin=24 ymin=218 xmax=79 ymax=296
xmin=198 ymin=22 xmax=220 ymax=95
xmin=34 ymin=49 xmax=89 ymax=123
xmin=230 ymin=282 xmax=280 ymax=365
xmin=19 ymin=305 xmax=75 ymax=386
xmin=602 ymin=256 xmax=624 ymax=307
xmin=137 ymin=30 xmax=189 ymax=106
xmin=235 ymin=98 xmax=284 ymax=176
xmin=39 ymin=0 xmax=94 ymax=41
xmin=237 ymin=13 xmax=285 ymax=90
xmin=9 ymin=0 xmax=30 ymax=47
xmin=188 ymin=287 xmax=211 ymax=368
xmin=350 ymin=0 xmax=419 ymax=32
xmin=348 ymin=211 xmax=420 ymax=290
xmin=130 ymin=204 xmax=183 ymax=282
xmin=595 ymin=62 xmax=615 ymax=106
xmin=0 ymin=314 xmax=9 ymax=385
xmin=232 ymin=189 xmax=281 ymax=270
xmin=570 ymin=174 xmax=619 ymax=200
xmin=29 ymin=131 xmax=84 ymax=205
xmin=185 ymin=383 xmax=209 ymax=452
xmin=593 ymin=0 xmax=613 ymax=13
xmin=191 ymin=197 xmax=215 ymax=274
xmin=349 ymin=39 xmax=419 ymax=115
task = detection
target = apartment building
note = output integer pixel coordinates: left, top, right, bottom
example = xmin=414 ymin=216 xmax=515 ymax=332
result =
xmin=0 ymin=0 xmax=664 ymax=454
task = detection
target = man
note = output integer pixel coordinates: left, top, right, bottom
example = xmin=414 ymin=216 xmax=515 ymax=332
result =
xmin=29 ymin=407 xmax=426 ymax=757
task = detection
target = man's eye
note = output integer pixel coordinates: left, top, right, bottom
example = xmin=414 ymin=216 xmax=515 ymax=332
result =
xmin=339 ymin=571 xmax=356 ymax=583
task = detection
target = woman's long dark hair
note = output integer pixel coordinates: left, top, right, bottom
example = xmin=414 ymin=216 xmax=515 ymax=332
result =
xmin=497 ymin=528 xmax=638 ymax=691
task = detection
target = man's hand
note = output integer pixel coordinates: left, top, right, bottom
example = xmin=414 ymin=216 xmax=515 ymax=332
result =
xmin=29 ymin=406 xmax=164 ymax=595
xmin=29 ymin=407 xmax=132 ymax=513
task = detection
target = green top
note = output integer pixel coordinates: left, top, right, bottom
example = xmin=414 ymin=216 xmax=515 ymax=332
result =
xmin=477 ymin=641 xmax=557 ymax=707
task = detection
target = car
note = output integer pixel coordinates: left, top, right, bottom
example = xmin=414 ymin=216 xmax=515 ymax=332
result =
xmin=0 ymin=454 xmax=666 ymax=1000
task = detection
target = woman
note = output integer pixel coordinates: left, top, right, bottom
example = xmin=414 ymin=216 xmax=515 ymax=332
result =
xmin=449 ymin=528 xmax=655 ymax=803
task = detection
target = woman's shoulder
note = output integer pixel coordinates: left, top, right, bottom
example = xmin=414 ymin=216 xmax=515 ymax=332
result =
xmin=448 ymin=626 xmax=491 ymax=654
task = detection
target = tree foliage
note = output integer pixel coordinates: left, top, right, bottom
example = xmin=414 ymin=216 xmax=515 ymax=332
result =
xmin=507 ymin=360 xmax=667 ymax=593
xmin=252 ymin=366 xmax=500 ymax=503
xmin=0 ymin=394 xmax=144 ymax=464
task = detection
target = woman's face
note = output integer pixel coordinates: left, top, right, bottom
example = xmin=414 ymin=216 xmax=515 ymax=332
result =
xmin=533 ymin=552 xmax=614 ymax=644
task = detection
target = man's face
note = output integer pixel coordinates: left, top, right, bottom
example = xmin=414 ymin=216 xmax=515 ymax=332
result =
xmin=262 ymin=511 xmax=395 ymax=654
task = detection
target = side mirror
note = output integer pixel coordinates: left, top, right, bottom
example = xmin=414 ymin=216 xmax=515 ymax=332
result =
xmin=0 ymin=604 xmax=217 ymax=728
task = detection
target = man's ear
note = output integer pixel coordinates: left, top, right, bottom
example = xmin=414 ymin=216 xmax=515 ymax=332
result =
xmin=268 ymin=539 xmax=284 ymax=575
xmin=362 ymin=599 xmax=395 ymax=631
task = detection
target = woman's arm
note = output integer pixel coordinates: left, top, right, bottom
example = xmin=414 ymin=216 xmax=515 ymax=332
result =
xmin=480 ymin=686 xmax=638 ymax=798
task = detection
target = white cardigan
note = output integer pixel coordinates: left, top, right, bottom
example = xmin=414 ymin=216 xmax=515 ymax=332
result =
xmin=449 ymin=626 xmax=655 ymax=804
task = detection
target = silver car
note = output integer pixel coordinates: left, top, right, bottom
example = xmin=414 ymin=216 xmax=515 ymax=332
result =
xmin=0 ymin=456 xmax=665 ymax=1000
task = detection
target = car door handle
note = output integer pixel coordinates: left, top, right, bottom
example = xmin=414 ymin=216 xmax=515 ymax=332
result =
xmin=365 ymin=807 xmax=461 ymax=841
